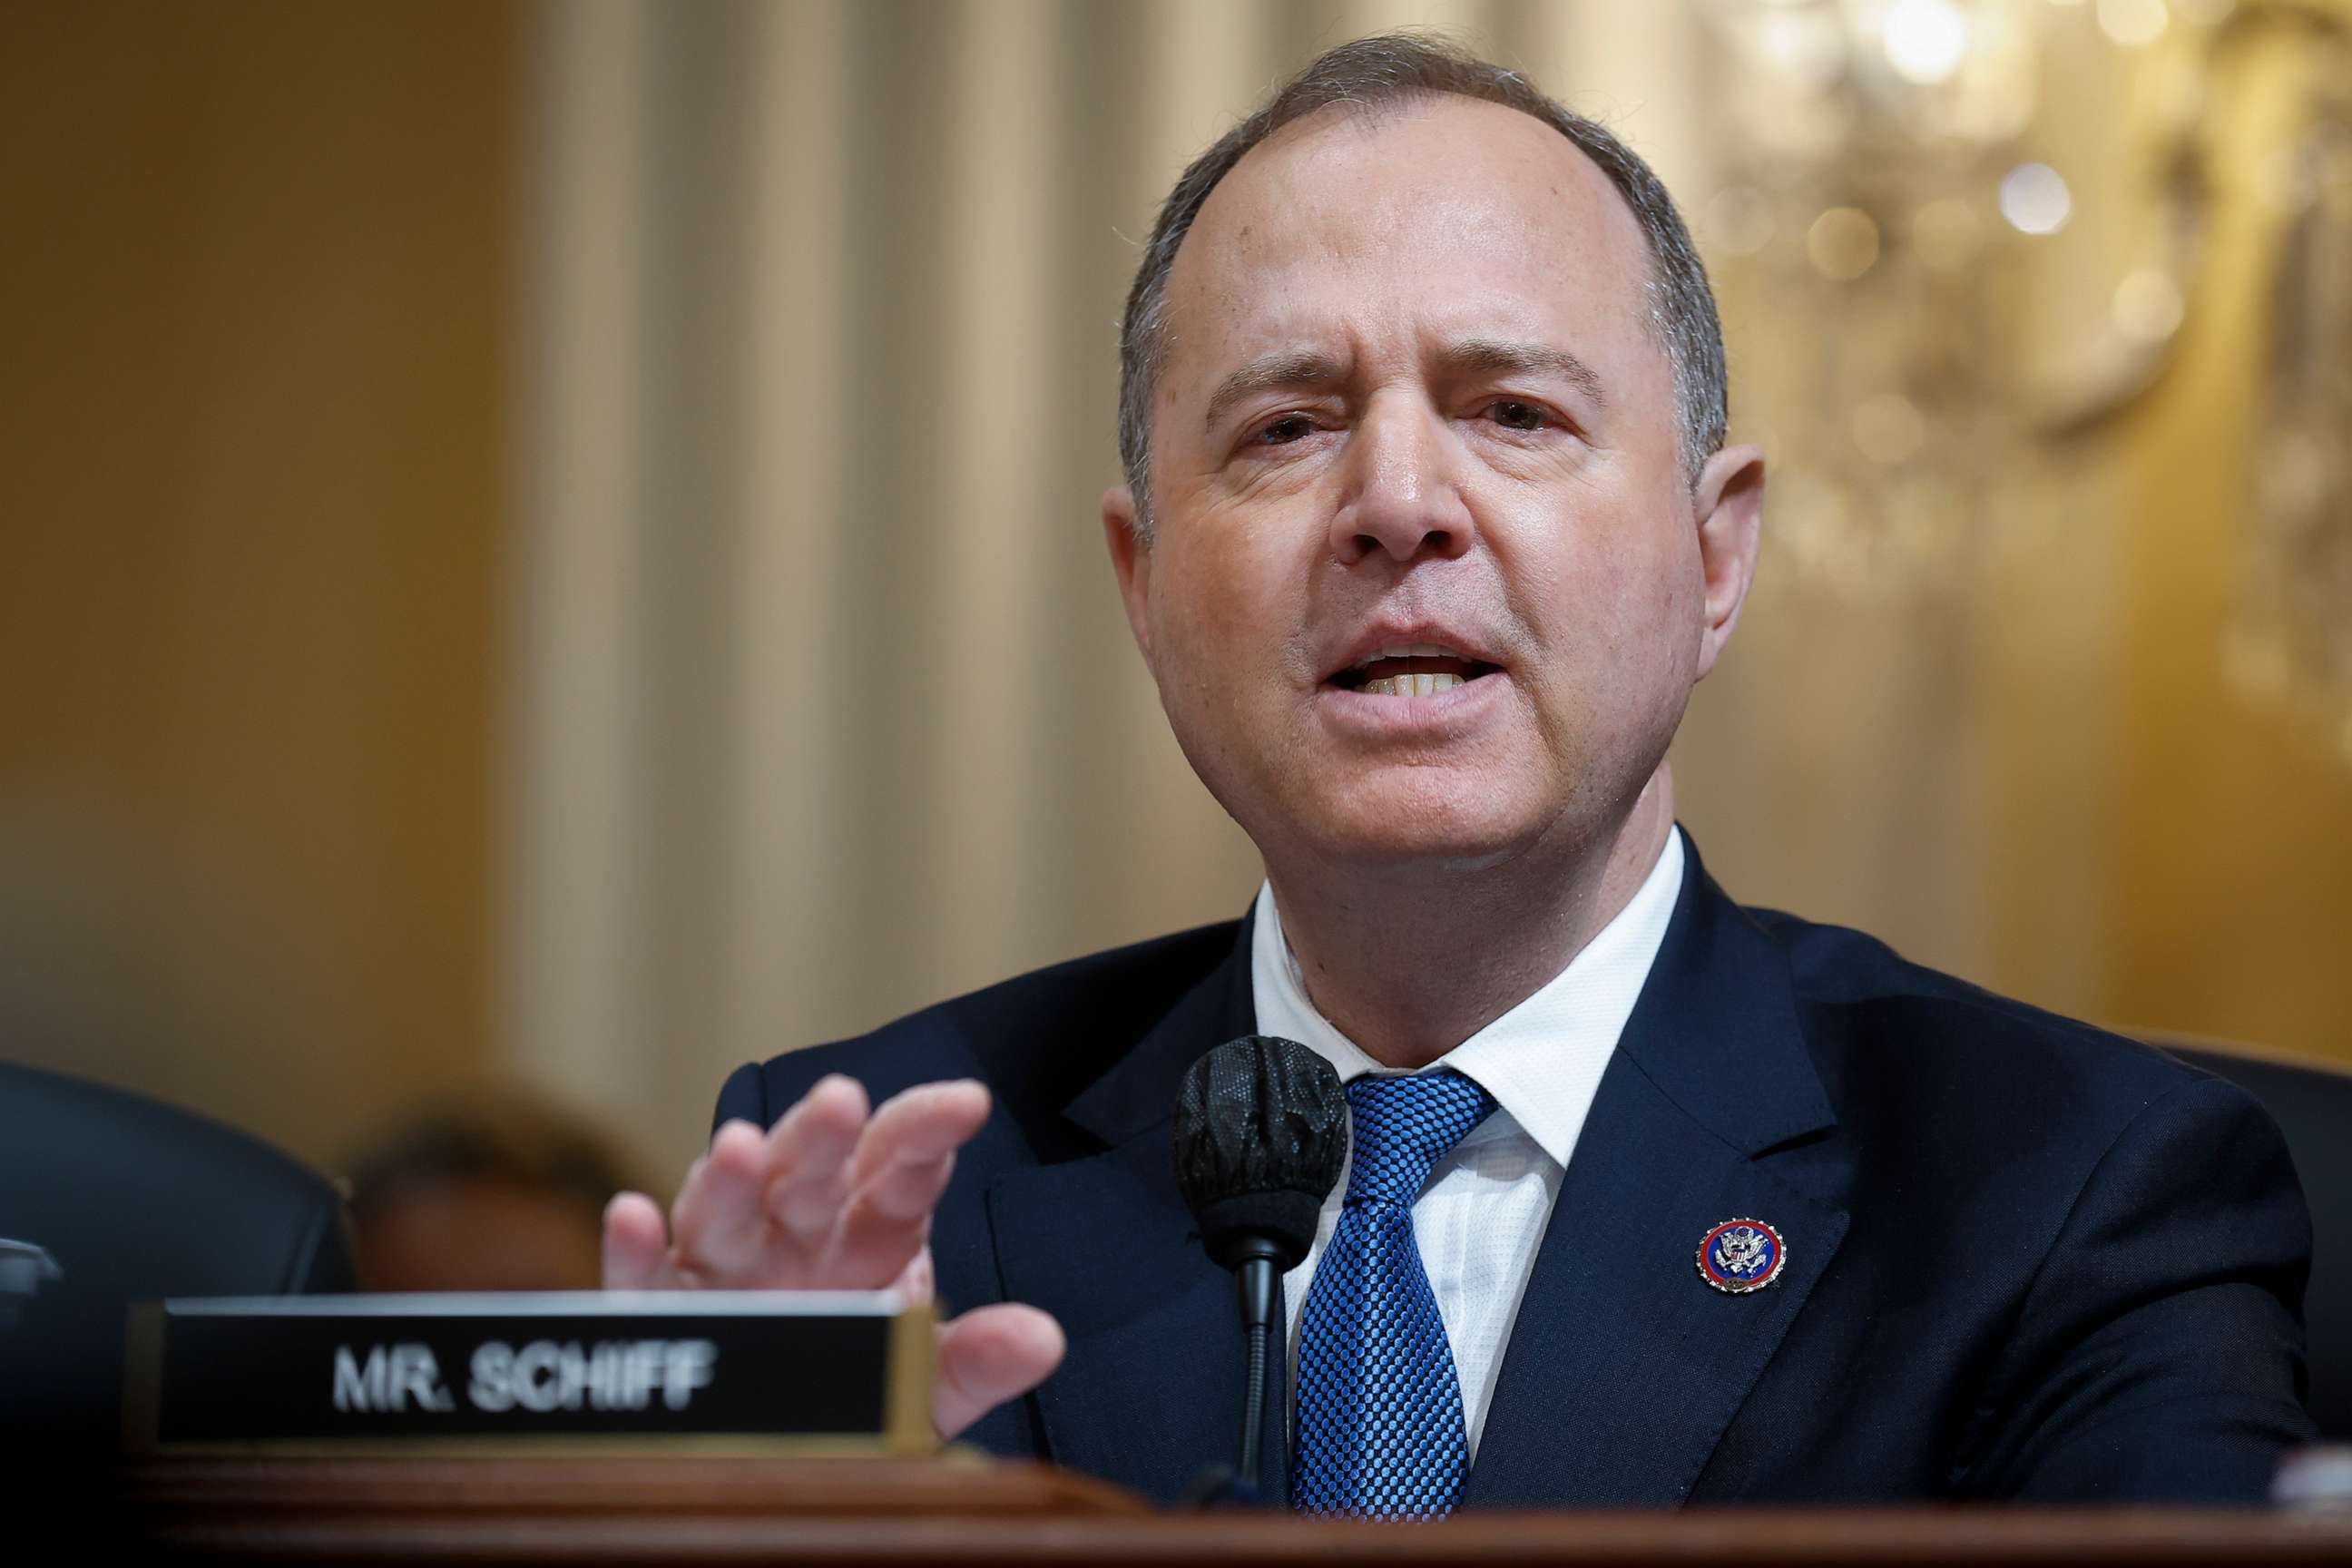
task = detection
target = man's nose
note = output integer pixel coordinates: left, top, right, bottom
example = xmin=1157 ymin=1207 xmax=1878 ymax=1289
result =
xmin=1327 ymin=398 xmax=1475 ymax=567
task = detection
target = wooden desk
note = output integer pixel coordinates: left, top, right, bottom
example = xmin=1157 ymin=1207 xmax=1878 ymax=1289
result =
xmin=90 ymin=1456 xmax=2352 ymax=1564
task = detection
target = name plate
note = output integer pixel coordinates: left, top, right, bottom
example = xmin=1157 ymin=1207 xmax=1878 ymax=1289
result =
xmin=123 ymin=1291 xmax=933 ymax=1455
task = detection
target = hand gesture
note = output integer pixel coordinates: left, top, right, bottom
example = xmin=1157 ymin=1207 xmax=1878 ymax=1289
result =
xmin=601 ymin=1074 xmax=1063 ymax=1439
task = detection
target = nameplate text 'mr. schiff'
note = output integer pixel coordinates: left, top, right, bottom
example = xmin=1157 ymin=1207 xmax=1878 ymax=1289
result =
xmin=123 ymin=1291 xmax=932 ymax=1455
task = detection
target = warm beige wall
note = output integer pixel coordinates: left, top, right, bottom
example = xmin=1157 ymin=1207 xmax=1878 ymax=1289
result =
xmin=1963 ymin=8 xmax=2352 ymax=1060
xmin=3 ymin=2 xmax=2342 ymax=1185
xmin=2097 ymin=15 xmax=2352 ymax=1054
xmin=0 ymin=1 xmax=513 ymax=1164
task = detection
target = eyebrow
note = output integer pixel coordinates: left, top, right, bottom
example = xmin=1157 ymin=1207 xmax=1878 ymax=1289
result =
xmin=1441 ymin=337 xmax=1609 ymax=409
xmin=1200 ymin=337 xmax=1609 ymax=434
xmin=1202 ymin=349 xmax=1347 ymax=434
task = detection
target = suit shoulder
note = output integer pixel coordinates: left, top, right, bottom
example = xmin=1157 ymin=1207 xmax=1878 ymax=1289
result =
xmin=727 ymin=920 xmax=1242 ymax=1131
xmin=1742 ymin=904 xmax=2204 ymax=1112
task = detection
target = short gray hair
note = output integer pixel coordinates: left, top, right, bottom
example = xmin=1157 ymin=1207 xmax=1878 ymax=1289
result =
xmin=1116 ymin=33 xmax=1729 ymax=535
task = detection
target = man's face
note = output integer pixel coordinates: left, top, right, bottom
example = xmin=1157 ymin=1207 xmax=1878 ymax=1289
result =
xmin=1107 ymin=97 xmax=1756 ymax=876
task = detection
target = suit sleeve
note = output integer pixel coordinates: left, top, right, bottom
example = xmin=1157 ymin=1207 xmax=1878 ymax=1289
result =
xmin=712 ymin=1060 xmax=771 ymax=1134
xmin=1962 ymin=1073 xmax=2316 ymax=1501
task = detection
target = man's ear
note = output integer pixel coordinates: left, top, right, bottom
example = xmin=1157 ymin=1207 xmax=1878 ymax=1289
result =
xmin=1102 ymin=485 xmax=1154 ymax=664
xmin=1690 ymin=444 xmax=1765 ymax=681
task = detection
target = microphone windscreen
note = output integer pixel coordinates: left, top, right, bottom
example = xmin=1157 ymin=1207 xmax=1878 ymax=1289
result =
xmin=1171 ymin=1036 xmax=1347 ymax=1270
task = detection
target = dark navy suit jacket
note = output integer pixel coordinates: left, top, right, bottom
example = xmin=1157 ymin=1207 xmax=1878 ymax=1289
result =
xmin=716 ymin=837 xmax=2314 ymax=1505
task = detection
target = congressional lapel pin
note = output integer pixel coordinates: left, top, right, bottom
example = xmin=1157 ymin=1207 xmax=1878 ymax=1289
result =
xmin=1696 ymin=1218 xmax=1787 ymax=1294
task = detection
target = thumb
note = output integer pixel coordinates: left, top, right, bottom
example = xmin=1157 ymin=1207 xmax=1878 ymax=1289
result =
xmin=930 ymin=1302 xmax=1065 ymax=1440
xmin=602 ymin=1191 xmax=681 ymax=1289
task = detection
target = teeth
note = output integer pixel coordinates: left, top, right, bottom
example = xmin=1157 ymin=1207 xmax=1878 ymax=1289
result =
xmin=1359 ymin=671 xmax=1465 ymax=697
xmin=1355 ymin=641 xmax=1468 ymax=672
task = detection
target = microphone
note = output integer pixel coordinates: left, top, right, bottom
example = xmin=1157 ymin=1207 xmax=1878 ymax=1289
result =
xmin=1171 ymin=1035 xmax=1348 ymax=1503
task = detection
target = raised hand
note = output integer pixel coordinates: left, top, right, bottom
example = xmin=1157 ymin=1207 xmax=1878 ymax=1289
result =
xmin=601 ymin=1073 xmax=1063 ymax=1439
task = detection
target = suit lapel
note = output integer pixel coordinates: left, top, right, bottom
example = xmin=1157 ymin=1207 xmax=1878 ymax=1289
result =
xmin=986 ymin=836 xmax=1850 ymax=1509
xmin=1462 ymin=840 xmax=1852 ymax=1508
xmin=988 ymin=912 xmax=1289 ymax=1504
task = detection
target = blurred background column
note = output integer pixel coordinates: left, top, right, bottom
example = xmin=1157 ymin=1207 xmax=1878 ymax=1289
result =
xmin=0 ymin=0 xmax=512 ymax=1162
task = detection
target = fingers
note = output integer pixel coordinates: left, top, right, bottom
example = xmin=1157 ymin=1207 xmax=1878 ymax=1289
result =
xmin=849 ymin=1081 xmax=990 ymax=1198
xmin=833 ymin=1082 xmax=990 ymax=1281
xmin=887 ymin=1245 xmax=936 ymax=1307
xmin=620 ymin=1159 xmax=1062 ymax=1441
xmin=638 ymin=1074 xmax=990 ymax=1294
xmin=602 ymin=1191 xmax=680 ymax=1289
xmin=932 ymin=1302 xmax=1064 ymax=1441
xmin=668 ymin=1119 xmax=776 ymax=1279
xmin=760 ymin=1075 xmax=868 ymax=1241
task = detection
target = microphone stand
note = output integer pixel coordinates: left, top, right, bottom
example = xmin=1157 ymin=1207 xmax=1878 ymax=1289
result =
xmin=1180 ymin=1237 xmax=1282 ymax=1510
xmin=1231 ymin=1238 xmax=1280 ymax=1497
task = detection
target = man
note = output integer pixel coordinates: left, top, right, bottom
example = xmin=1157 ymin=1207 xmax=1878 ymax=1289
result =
xmin=603 ymin=35 xmax=2312 ymax=1508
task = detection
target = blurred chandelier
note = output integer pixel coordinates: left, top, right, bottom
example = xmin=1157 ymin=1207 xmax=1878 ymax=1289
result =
xmin=1700 ymin=0 xmax=2352 ymax=757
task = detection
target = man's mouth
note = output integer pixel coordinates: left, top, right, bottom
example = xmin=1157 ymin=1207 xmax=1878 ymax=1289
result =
xmin=1328 ymin=642 xmax=1504 ymax=697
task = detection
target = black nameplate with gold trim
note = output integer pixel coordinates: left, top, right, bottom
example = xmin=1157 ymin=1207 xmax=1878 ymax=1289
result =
xmin=123 ymin=1291 xmax=933 ymax=1455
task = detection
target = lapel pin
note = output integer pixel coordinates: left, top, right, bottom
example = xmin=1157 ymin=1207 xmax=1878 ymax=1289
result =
xmin=1697 ymin=1218 xmax=1786 ymax=1294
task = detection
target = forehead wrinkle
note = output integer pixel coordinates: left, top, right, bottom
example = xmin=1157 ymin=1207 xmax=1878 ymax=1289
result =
xmin=1165 ymin=110 xmax=1676 ymax=490
xmin=1198 ymin=330 xmax=1611 ymax=439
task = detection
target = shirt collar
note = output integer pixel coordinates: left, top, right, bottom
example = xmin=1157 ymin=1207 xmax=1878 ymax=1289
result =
xmin=1250 ymin=827 xmax=1686 ymax=1170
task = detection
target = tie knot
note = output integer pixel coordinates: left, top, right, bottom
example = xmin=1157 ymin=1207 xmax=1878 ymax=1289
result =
xmin=1341 ymin=1072 xmax=1496 ymax=1208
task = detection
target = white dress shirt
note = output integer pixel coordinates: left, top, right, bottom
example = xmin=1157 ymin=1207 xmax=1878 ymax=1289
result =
xmin=1251 ymin=828 xmax=1684 ymax=1462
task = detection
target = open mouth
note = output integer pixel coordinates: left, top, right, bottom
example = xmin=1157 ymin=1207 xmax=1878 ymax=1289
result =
xmin=1328 ymin=642 xmax=1504 ymax=697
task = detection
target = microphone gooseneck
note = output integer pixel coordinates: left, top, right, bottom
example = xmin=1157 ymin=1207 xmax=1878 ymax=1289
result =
xmin=1171 ymin=1034 xmax=1347 ymax=1503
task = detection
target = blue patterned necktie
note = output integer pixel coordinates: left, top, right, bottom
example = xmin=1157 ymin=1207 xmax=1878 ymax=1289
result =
xmin=1291 ymin=1071 xmax=1498 ymax=1519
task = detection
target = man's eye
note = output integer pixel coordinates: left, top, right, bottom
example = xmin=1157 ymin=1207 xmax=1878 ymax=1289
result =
xmin=1486 ymin=400 xmax=1549 ymax=432
xmin=1256 ymin=415 xmax=1315 ymax=446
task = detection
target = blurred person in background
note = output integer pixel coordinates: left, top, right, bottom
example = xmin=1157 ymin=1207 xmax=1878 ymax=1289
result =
xmin=347 ymin=1091 xmax=632 ymax=1294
